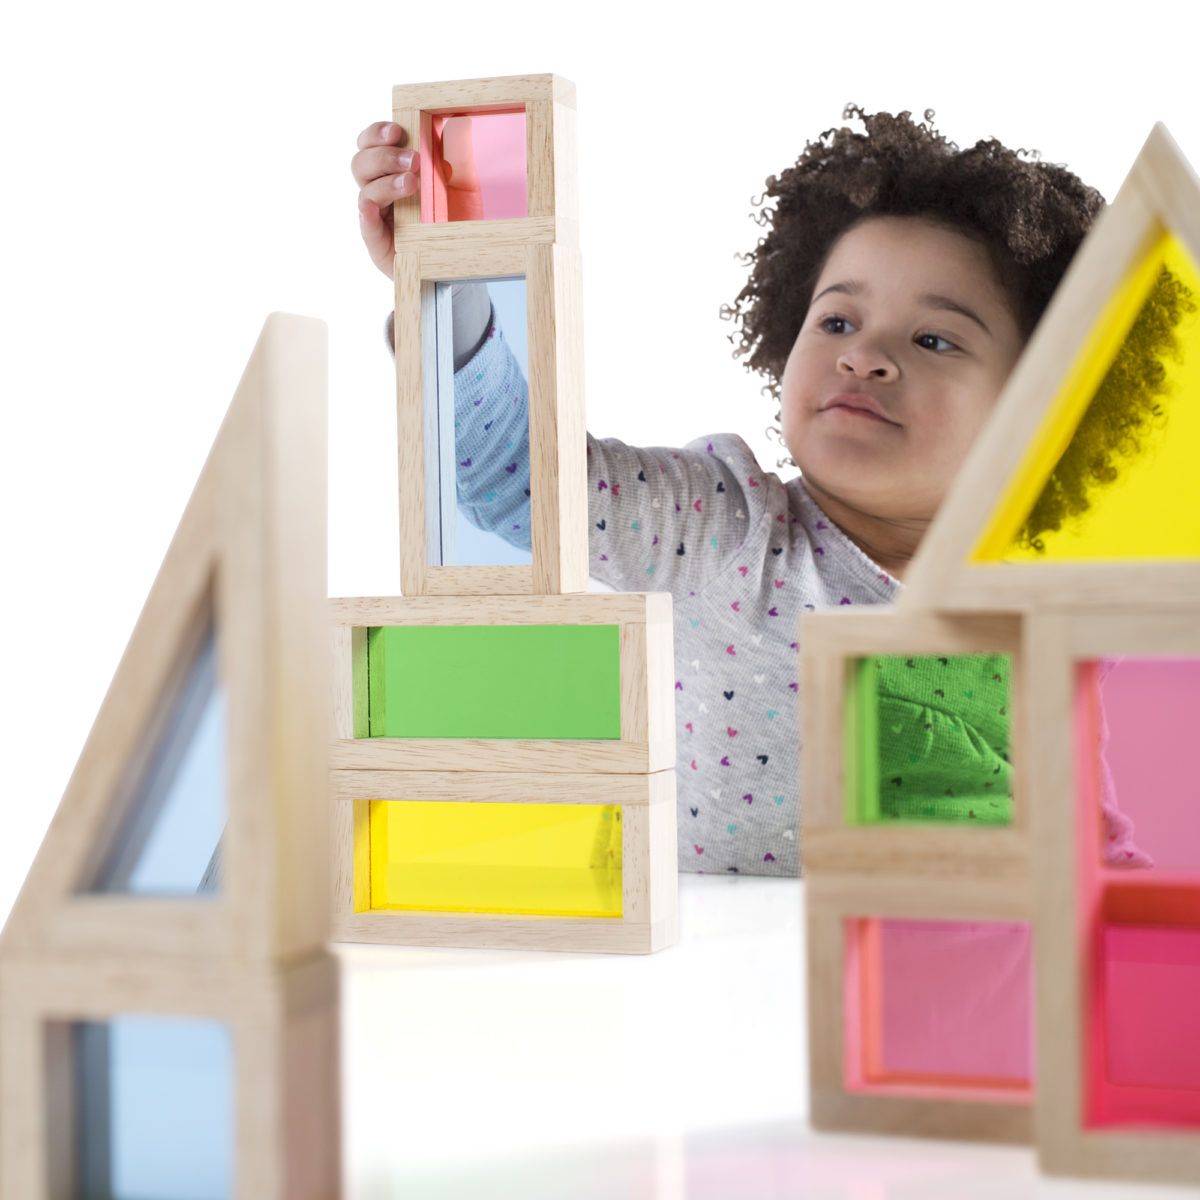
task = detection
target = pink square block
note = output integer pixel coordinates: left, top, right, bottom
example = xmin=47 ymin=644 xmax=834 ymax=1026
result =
xmin=1103 ymin=923 xmax=1200 ymax=1090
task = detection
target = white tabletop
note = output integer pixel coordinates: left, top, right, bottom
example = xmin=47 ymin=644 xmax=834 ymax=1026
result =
xmin=338 ymin=875 xmax=1195 ymax=1198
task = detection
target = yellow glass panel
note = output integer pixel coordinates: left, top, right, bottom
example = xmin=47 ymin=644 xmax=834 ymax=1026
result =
xmin=972 ymin=226 xmax=1200 ymax=561
xmin=367 ymin=800 xmax=623 ymax=917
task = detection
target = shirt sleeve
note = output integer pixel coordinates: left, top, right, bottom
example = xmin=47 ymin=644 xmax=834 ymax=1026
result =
xmin=450 ymin=318 xmax=534 ymax=551
xmin=388 ymin=307 xmax=533 ymax=552
xmin=585 ymin=433 xmax=764 ymax=597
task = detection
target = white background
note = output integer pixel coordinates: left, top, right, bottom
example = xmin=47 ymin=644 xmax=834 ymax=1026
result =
xmin=5 ymin=2 xmax=1200 ymax=902
xmin=4 ymin=6 xmax=1200 ymax=1193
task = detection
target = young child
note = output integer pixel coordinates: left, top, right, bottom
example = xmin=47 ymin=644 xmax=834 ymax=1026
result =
xmin=352 ymin=105 xmax=1168 ymax=877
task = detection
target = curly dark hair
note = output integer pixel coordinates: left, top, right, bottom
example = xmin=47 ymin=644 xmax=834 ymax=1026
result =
xmin=722 ymin=104 xmax=1195 ymax=550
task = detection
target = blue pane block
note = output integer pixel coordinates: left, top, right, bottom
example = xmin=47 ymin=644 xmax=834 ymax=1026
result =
xmin=435 ymin=276 xmax=534 ymax=567
xmin=77 ymin=1017 xmax=234 ymax=1200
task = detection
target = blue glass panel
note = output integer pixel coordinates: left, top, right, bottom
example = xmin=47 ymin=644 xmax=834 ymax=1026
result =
xmin=428 ymin=276 xmax=533 ymax=568
xmin=76 ymin=1017 xmax=234 ymax=1200
xmin=87 ymin=617 xmax=227 ymax=895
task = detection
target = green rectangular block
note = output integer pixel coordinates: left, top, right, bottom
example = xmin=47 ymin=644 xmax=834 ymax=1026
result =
xmin=362 ymin=624 xmax=622 ymax=739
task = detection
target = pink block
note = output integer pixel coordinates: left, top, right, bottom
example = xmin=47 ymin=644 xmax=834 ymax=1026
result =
xmin=844 ymin=917 xmax=1034 ymax=1098
xmin=1099 ymin=658 xmax=1200 ymax=874
xmin=1103 ymin=924 xmax=1200 ymax=1090
xmin=426 ymin=111 xmax=527 ymax=223
xmin=877 ymin=920 xmax=1033 ymax=1081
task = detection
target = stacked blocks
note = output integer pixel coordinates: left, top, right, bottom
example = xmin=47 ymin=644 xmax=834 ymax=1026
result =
xmin=801 ymin=123 xmax=1200 ymax=1186
xmin=0 ymin=315 xmax=341 ymax=1197
xmin=329 ymin=75 xmax=678 ymax=954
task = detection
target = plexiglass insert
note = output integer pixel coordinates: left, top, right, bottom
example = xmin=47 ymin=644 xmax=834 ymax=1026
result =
xmin=84 ymin=615 xmax=227 ymax=896
xmin=424 ymin=276 xmax=532 ymax=567
xmin=422 ymin=109 xmax=527 ymax=224
xmin=1075 ymin=658 xmax=1200 ymax=1128
xmin=974 ymin=227 xmax=1200 ymax=562
xmin=844 ymin=916 xmax=1034 ymax=1099
xmin=361 ymin=623 xmax=621 ymax=740
xmin=845 ymin=653 xmax=1013 ymax=825
xmin=367 ymin=799 xmax=623 ymax=917
xmin=62 ymin=1016 xmax=234 ymax=1199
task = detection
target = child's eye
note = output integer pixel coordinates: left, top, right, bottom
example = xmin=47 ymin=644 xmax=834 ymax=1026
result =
xmin=818 ymin=315 xmax=855 ymax=335
xmin=916 ymin=332 xmax=958 ymax=353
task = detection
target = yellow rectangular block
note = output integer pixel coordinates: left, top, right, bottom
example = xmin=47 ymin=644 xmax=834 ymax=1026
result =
xmin=369 ymin=799 xmax=621 ymax=917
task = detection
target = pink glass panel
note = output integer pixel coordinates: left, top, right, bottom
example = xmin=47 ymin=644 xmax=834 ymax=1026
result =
xmin=1103 ymin=924 xmax=1200 ymax=1091
xmin=421 ymin=110 xmax=527 ymax=224
xmin=1095 ymin=657 xmax=1200 ymax=874
xmin=1074 ymin=662 xmax=1200 ymax=1128
xmin=843 ymin=917 xmax=1033 ymax=1100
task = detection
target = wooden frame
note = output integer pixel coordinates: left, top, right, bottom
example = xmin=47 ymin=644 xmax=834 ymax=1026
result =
xmin=0 ymin=314 xmax=341 ymax=1197
xmin=377 ymin=72 xmax=679 ymax=956
xmin=801 ymin=607 xmax=1034 ymax=1144
xmin=3 ymin=313 xmax=330 ymax=964
xmin=806 ymin=874 xmax=1033 ymax=1144
xmin=328 ymin=592 xmax=675 ymax=774
xmin=801 ymin=608 xmax=1029 ymax=881
xmin=801 ymin=121 xmax=1200 ymax=1182
xmin=331 ymin=769 xmax=677 ymax=954
xmin=0 ymin=952 xmax=339 ymax=1200
xmin=395 ymin=238 xmax=587 ymax=596
xmin=1026 ymin=609 xmax=1200 ymax=1185
xmin=391 ymin=73 xmax=578 ymax=249
xmin=899 ymin=122 xmax=1200 ymax=613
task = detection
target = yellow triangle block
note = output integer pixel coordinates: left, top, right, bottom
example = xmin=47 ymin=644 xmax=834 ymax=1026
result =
xmin=900 ymin=122 xmax=1200 ymax=611
xmin=974 ymin=227 xmax=1200 ymax=562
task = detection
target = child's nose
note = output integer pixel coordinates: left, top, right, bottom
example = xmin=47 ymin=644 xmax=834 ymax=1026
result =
xmin=837 ymin=347 xmax=898 ymax=380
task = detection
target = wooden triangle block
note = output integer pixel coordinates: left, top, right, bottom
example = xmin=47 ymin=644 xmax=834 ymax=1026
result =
xmin=1 ymin=312 xmax=331 ymax=967
xmin=899 ymin=123 xmax=1200 ymax=613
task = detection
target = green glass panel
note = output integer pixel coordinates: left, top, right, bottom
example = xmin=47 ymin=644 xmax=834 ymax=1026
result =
xmin=846 ymin=653 xmax=1013 ymax=825
xmin=363 ymin=624 xmax=621 ymax=739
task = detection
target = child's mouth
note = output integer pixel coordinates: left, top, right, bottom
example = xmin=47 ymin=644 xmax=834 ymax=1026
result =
xmin=823 ymin=402 xmax=899 ymax=426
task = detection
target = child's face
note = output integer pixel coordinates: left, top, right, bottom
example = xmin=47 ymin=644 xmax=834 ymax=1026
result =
xmin=779 ymin=215 xmax=1027 ymax=522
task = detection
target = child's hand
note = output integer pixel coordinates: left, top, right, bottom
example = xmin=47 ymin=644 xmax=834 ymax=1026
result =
xmin=352 ymin=121 xmax=419 ymax=279
xmin=354 ymin=118 xmax=488 ymax=278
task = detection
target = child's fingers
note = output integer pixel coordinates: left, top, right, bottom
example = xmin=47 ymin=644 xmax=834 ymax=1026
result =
xmin=351 ymin=143 xmax=420 ymax=189
xmin=357 ymin=120 xmax=408 ymax=152
xmin=360 ymin=170 xmax=418 ymax=211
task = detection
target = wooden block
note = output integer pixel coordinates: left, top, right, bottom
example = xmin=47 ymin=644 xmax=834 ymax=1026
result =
xmin=331 ymin=768 xmax=676 ymax=955
xmin=798 ymin=122 xmax=1200 ymax=1185
xmin=806 ymin=890 xmax=1033 ymax=1145
xmin=328 ymin=591 xmax=675 ymax=773
xmin=1 ymin=315 xmax=331 ymax=966
xmin=391 ymin=73 xmax=577 ymax=241
xmin=899 ymin=122 xmax=1200 ymax=614
xmin=395 ymin=239 xmax=588 ymax=597
xmin=799 ymin=608 xmax=1028 ymax=874
xmin=391 ymin=72 xmax=574 ymax=118
xmin=1027 ymin=610 xmax=1200 ymax=1187
xmin=801 ymin=608 xmax=1037 ymax=1148
xmin=0 ymin=951 xmax=341 ymax=1200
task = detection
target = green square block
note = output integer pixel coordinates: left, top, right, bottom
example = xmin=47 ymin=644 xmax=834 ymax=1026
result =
xmin=362 ymin=624 xmax=622 ymax=740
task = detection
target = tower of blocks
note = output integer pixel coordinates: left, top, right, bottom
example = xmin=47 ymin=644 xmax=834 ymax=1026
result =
xmin=328 ymin=74 xmax=679 ymax=954
xmin=0 ymin=315 xmax=341 ymax=1197
xmin=801 ymin=122 xmax=1200 ymax=1187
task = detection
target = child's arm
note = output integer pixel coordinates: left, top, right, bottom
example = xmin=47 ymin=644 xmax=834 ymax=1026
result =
xmin=362 ymin=117 xmax=766 ymax=594
xmin=385 ymin=306 xmax=763 ymax=596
